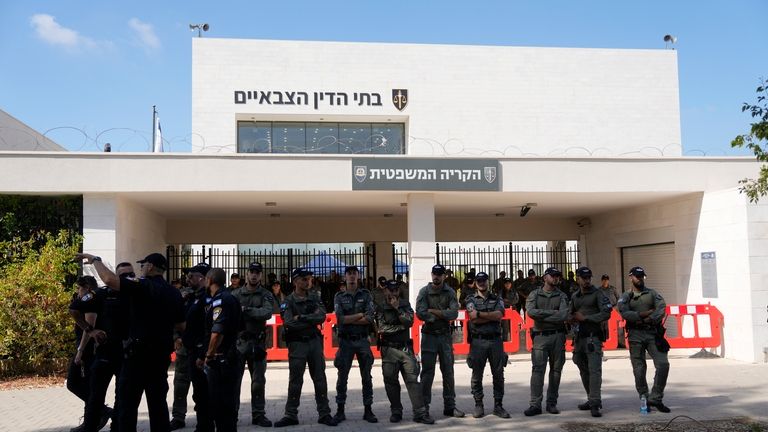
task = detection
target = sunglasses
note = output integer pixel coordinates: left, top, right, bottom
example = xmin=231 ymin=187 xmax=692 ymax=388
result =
xmin=120 ymin=272 xmax=136 ymax=278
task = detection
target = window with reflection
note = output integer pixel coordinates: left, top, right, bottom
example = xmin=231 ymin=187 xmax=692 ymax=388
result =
xmin=237 ymin=122 xmax=272 ymax=153
xmin=237 ymin=121 xmax=404 ymax=154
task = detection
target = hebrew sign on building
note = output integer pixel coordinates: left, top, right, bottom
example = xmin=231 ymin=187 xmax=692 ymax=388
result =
xmin=352 ymin=158 xmax=500 ymax=191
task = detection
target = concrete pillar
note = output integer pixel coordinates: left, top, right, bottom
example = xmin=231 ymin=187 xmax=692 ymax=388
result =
xmin=83 ymin=194 xmax=118 ymax=283
xmin=373 ymin=241 xmax=395 ymax=280
xmin=407 ymin=193 xmax=436 ymax=305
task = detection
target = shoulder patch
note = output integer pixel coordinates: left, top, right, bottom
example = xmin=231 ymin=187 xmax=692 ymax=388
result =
xmin=81 ymin=293 xmax=93 ymax=302
xmin=280 ymin=302 xmax=288 ymax=312
xmin=212 ymin=298 xmax=222 ymax=307
xmin=212 ymin=306 xmax=222 ymax=320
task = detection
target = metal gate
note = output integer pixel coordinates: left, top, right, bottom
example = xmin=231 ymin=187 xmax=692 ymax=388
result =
xmin=166 ymin=244 xmax=377 ymax=286
xmin=392 ymin=242 xmax=580 ymax=280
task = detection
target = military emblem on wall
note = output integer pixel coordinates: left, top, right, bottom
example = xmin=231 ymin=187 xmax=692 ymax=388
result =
xmin=354 ymin=165 xmax=368 ymax=183
xmin=392 ymin=89 xmax=408 ymax=111
xmin=484 ymin=166 xmax=497 ymax=184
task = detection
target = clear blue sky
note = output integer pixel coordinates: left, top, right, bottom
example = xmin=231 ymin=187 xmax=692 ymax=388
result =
xmin=1 ymin=1 xmax=765 ymax=155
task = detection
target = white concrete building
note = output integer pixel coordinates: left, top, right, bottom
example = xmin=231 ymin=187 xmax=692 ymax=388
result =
xmin=0 ymin=38 xmax=766 ymax=362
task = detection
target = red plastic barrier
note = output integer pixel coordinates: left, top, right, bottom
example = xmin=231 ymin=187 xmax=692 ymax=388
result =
xmin=262 ymin=303 xmax=724 ymax=361
xmin=664 ymin=304 xmax=723 ymax=349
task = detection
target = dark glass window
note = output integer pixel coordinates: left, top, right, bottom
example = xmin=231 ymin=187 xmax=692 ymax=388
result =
xmin=237 ymin=121 xmax=271 ymax=153
xmin=237 ymin=121 xmax=404 ymax=155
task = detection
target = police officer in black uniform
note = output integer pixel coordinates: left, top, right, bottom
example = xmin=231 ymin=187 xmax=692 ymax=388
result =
xmin=179 ymin=262 xmax=214 ymax=431
xmin=415 ymin=264 xmax=464 ymax=419
xmin=67 ymin=275 xmax=111 ymax=432
xmin=274 ymin=268 xmax=337 ymax=427
xmin=332 ymin=265 xmax=377 ymax=423
xmin=465 ymin=272 xmax=510 ymax=419
xmin=376 ymin=280 xmax=434 ymax=424
xmin=78 ymin=252 xmax=185 ymax=431
xmin=203 ymin=267 xmax=242 ymax=432
xmin=231 ymin=261 xmax=276 ymax=427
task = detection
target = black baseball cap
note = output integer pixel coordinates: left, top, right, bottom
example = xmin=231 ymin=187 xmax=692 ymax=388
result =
xmin=528 ymin=269 xmax=536 ymax=276
xmin=544 ymin=267 xmax=562 ymax=277
xmin=248 ymin=261 xmax=263 ymax=272
xmin=385 ymin=280 xmax=399 ymax=291
xmin=575 ymin=266 xmax=593 ymax=278
xmin=475 ymin=272 xmax=489 ymax=281
xmin=628 ymin=266 xmax=647 ymax=277
xmin=291 ymin=267 xmax=313 ymax=279
xmin=137 ymin=253 xmax=167 ymax=270
xmin=183 ymin=262 xmax=211 ymax=276
xmin=378 ymin=276 xmax=387 ymax=284
xmin=344 ymin=265 xmax=359 ymax=274
xmin=431 ymin=264 xmax=447 ymax=275
xmin=230 ymin=273 xmax=240 ymax=279
xmin=503 ymin=277 xmax=512 ymax=283
xmin=601 ymin=274 xmax=610 ymax=280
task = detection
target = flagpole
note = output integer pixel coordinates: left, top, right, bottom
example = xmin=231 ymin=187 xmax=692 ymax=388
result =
xmin=151 ymin=105 xmax=157 ymax=153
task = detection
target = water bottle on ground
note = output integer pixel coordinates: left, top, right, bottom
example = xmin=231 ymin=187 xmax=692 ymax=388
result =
xmin=640 ymin=395 xmax=649 ymax=414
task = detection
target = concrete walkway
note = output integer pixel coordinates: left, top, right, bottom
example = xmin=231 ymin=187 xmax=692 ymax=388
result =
xmin=1 ymin=351 xmax=766 ymax=431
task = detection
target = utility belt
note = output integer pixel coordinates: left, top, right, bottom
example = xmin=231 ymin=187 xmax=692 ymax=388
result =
xmin=239 ymin=330 xmax=267 ymax=341
xmin=285 ymin=331 xmax=321 ymax=343
xmin=379 ymin=339 xmax=411 ymax=349
xmin=531 ymin=328 xmax=566 ymax=337
xmin=625 ymin=322 xmax=655 ymax=331
xmin=338 ymin=332 xmax=368 ymax=341
xmin=470 ymin=333 xmax=502 ymax=341
xmin=421 ymin=327 xmax=451 ymax=336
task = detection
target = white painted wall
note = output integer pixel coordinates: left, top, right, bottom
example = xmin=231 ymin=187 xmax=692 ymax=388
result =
xmin=192 ymin=38 xmax=681 ymax=157
xmin=585 ymin=189 xmax=768 ymax=362
xmin=115 ymin=196 xmax=167 ymax=264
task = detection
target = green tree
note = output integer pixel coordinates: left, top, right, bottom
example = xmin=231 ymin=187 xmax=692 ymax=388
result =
xmin=731 ymin=78 xmax=768 ymax=202
xmin=0 ymin=230 xmax=82 ymax=371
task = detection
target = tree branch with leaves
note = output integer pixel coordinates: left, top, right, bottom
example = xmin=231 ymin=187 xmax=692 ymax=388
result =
xmin=731 ymin=78 xmax=768 ymax=202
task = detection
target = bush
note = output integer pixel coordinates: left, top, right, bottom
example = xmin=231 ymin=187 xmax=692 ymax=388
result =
xmin=0 ymin=230 xmax=82 ymax=376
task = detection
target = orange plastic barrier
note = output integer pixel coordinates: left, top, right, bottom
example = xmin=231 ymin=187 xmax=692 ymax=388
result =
xmin=262 ymin=303 xmax=724 ymax=361
xmin=664 ymin=304 xmax=723 ymax=349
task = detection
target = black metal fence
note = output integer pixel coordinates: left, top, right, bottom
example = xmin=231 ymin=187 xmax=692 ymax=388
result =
xmin=392 ymin=242 xmax=580 ymax=281
xmin=166 ymin=244 xmax=377 ymax=286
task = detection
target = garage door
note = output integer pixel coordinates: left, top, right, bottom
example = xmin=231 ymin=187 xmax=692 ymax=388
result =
xmin=621 ymin=243 xmax=677 ymax=336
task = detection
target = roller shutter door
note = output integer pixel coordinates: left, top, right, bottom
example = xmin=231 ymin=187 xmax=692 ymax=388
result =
xmin=621 ymin=243 xmax=677 ymax=336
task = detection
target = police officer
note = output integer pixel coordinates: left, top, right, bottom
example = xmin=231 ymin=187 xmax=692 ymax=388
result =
xmin=67 ymin=275 xmax=111 ymax=432
xmin=373 ymin=276 xmax=388 ymax=308
xmin=231 ymin=261 xmax=276 ymax=427
xmin=569 ymin=266 xmax=612 ymax=417
xmin=466 ymin=272 xmax=510 ymax=419
xmin=518 ymin=269 xmax=542 ymax=314
xmin=81 ymin=263 xmax=133 ymax=432
xmin=376 ymin=280 xmax=434 ymax=424
xmin=618 ymin=266 xmax=671 ymax=413
xmin=77 ymin=252 xmax=185 ymax=431
xmin=274 ymin=268 xmax=337 ymax=427
xmin=178 ymin=262 xmax=214 ymax=431
xmin=600 ymin=274 xmax=619 ymax=308
xmin=171 ymin=264 xmax=204 ymax=430
xmin=415 ymin=264 xmax=465 ymax=418
xmin=524 ymin=267 xmax=568 ymax=416
xmin=333 ymin=265 xmax=378 ymax=423
xmin=491 ymin=271 xmax=507 ymax=296
xmin=203 ymin=268 xmax=241 ymax=431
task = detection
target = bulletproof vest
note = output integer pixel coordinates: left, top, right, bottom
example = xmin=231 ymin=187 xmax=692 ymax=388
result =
xmin=469 ymin=293 xmax=503 ymax=335
xmin=629 ymin=289 xmax=656 ymax=314
xmin=378 ymin=301 xmax=410 ymax=342
xmin=97 ymin=287 xmax=128 ymax=349
xmin=205 ymin=290 xmax=240 ymax=354
xmin=571 ymin=286 xmax=606 ymax=334
xmin=236 ymin=286 xmax=269 ymax=336
xmin=423 ymin=287 xmax=454 ymax=334
xmin=530 ymin=289 xmax=566 ymax=331
xmin=337 ymin=289 xmax=371 ymax=336
xmin=285 ymin=294 xmax=323 ymax=338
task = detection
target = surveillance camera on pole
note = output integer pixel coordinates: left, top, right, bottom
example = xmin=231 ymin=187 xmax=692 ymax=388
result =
xmin=189 ymin=23 xmax=210 ymax=38
xmin=663 ymin=34 xmax=677 ymax=49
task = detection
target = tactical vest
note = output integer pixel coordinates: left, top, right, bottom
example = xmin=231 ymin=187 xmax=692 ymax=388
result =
xmin=284 ymin=294 xmax=323 ymax=339
xmin=469 ymin=293 xmax=503 ymax=335
xmin=422 ymin=288 xmax=454 ymax=334
xmin=571 ymin=286 xmax=606 ymax=336
xmin=379 ymin=302 xmax=410 ymax=343
xmin=336 ymin=290 xmax=371 ymax=336
xmin=530 ymin=289 xmax=566 ymax=332
xmin=235 ymin=287 xmax=269 ymax=337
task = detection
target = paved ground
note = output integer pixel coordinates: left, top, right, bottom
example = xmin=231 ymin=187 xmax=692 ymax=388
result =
xmin=1 ymin=351 xmax=767 ymax=431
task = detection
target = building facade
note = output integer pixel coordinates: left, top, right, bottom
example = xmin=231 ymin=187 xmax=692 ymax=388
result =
xmin=0 ymin=38 xmax=766 ymax=362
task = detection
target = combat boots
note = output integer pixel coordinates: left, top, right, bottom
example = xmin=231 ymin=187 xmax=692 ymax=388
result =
xmin=332 ymin=404 xmax=346 ymax=423
xmin=493 ymin=400 xmax=510 ymax=418
xmin=363 ymin=405 xmax=378 ymax=423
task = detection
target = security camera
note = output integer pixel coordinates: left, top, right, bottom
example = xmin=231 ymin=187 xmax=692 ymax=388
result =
xmin=519 ymin=202 xmax=537 ymax=218
xmin=576 ymin=217 xmax=592 ymax=228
